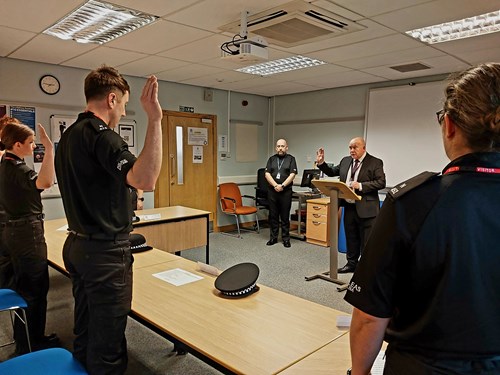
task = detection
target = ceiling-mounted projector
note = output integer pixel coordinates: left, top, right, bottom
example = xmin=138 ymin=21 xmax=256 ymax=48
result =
xmin=221 ymin=36 xmax=269 ymax=63
xmin=220 ymin=10 xmax=269 ymax=63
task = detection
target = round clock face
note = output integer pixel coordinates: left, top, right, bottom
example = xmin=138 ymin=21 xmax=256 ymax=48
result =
xmin=39 ymin=75 xmax=60 ymax=95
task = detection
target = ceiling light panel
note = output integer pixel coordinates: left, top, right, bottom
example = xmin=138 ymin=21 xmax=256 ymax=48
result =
xmin=406 ymin=10 xmax=500 ymax=44
xmin=43 ymin=0 xmax=158 ymax=44
xmin=237 ymin=55 xmax=327 ymax=76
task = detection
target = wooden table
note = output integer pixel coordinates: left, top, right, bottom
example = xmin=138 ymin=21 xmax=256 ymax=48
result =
xmin=132 ymin=206 xmax=210 ymax=263
xmin=131 ymin=258 xmax=349 ymax=375
xmin=43 ymin=218 xmax=179 ymax=273
xmin=44 ymin=212 xmax=352 ymax=375
xmin=279 ymin=332 xmax=351 ymax=374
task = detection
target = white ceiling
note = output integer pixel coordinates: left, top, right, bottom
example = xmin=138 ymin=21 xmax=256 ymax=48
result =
xmin=1 ymin=0 xmax=499 ymax=96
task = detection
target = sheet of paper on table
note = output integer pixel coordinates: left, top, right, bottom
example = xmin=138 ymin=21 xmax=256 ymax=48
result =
xmin=153 ymin=268 xmax=203 ymax=286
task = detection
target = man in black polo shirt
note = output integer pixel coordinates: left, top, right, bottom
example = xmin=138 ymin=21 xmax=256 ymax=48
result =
xmin=265 ymin=139 xmax=297 ymax=248
xmin=55 ymin=66 xmax=162 ymax=375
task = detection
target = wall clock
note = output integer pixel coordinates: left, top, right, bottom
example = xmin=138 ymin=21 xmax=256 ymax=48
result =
xmin=39 ymin=74 xmax=60 ymax=95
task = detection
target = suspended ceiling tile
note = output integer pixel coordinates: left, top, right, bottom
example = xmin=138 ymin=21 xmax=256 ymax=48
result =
xmin=158 ymin=35 xmax=230 ymax=63
xmin=9 ymin=34 xmax=97 ymax=65
xmin=62 ymin=47 xmax=147 ymax=71
xmin=0 ymin=27 xmax=36 ymax=57
xmin=308 ymin=34 xmax=421 ymax=63
xmin=336 ymin=46 xmax=445 ymax=70
xmin=0 ymin=0 xmax=82 ymax=32
xmin=117 ymin=56 xmax=188 ymax=77
xmin=106 ymin=19 xmax=212 ymax=55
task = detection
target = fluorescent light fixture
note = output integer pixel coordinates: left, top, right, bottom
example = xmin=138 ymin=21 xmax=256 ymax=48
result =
xmin=43 ymin=0 xmax=158 ymax=44
xmin=406 ymin=10 xmax=500 ymax=44
xmin=236 ymin=55 xmax=327 ymax=76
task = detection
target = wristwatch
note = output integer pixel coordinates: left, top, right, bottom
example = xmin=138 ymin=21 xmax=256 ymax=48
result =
xmin=137 ymin=197 xmax=145 ymax=201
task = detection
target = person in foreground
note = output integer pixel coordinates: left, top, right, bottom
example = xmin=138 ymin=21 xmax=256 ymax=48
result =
xmin=345 ymin=62 xmax=500 ymax=375
xmin=0 ymin=116 xmax=21 ymax=290
xmin=265 ymin=139 xmax=297 ymax=248
xmin=55 ymin=65 xmax=162 ymax=374
xmin=316 ymin=138 xmax=385 ymax=273
xmin=0 ymin=121 xmax=58 ymax=354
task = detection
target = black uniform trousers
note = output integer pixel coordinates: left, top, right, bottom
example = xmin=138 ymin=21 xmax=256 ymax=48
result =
xmin=384 ymin=346 xmax=500 ymax=375
xmin=0 ymin=225 xmax=15 ymax=289
xmin=63 ymin=233 xmax=133 ymax=375
xmin=343 ymin=204 xmax=375 ymax=267
xmin=268 ymin=188 xmax=293 ymax=241
xmin=0 ymin=219 xmax=49 ymax=352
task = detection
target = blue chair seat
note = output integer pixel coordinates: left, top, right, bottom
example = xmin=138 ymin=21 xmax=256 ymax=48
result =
xmin=0 ymin=348 xmax=87 ymax=374
xmin=0 ymin=289 xmax=28 ymax=310
xmin=0 ymin=288 xmax=31 ymax=352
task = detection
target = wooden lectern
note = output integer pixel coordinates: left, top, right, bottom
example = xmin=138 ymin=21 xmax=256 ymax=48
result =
xmin=305 ymin=179 xmax=361 ymax=291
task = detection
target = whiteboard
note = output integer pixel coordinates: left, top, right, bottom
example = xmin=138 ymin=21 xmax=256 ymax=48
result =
xmin=365 ymin=82 xmax=450 ymax=187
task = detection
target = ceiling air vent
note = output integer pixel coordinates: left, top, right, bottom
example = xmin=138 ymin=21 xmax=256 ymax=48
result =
xmin=220 ymin=0 xmax=365 ymax=47
xmin=390 ymin=62 xmax=431 ymax=73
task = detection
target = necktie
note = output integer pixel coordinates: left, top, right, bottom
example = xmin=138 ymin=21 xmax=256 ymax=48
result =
xmin=351 ymin=160 xmax=360 ymax=181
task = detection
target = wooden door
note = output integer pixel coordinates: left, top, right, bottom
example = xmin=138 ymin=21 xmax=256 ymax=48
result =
xmin=155 ymin=111 xmax=217 ymax=222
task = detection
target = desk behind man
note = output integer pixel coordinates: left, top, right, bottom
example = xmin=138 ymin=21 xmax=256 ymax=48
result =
xmin=316 ymin=137 xmax=385 ymax=273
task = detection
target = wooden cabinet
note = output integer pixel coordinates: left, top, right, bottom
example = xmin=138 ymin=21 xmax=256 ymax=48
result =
xmin=306 ymin=198 xmax=330 ymax=247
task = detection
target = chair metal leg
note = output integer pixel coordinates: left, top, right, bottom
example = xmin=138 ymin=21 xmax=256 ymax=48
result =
xmin=1 ymin=309 xmax=32 ymax=352
xmin=235 ymin=216 xmax=242 ymax=238
xmin=17 ymin=309 xmax=32 ymax=352
xmin=255 ymin=213 xmax=260 ymax=233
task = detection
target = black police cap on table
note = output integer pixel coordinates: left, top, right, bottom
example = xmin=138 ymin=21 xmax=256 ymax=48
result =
xmin=130 ymin=233 xmax=153 ymax=253
xmin=214 ymin=262 xmax=260 ymax=298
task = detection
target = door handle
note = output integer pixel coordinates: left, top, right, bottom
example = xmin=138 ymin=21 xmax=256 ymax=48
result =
xmin=170 ymin=154 xmax=176 ymax=185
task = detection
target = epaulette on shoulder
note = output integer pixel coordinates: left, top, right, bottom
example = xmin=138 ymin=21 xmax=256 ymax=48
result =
xmin=88 ymin=118 xmax=110 ymax=133
xmin=388 ymin=171 xmax=440 ymax=199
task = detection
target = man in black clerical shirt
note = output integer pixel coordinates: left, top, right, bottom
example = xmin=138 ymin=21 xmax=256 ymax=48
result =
xmin=265 ymin=139 xmax=297 ymax=248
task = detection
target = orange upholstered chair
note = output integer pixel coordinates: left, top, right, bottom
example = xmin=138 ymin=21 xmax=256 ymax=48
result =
xmin=219 ymin=183 xmax=259 ymax=237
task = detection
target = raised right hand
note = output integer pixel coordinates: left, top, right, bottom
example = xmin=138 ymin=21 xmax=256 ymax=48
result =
xmin=141 ymin=75 xmax=163 ymax=122
xmin=316 ymin=147 xmax=325 ymax=165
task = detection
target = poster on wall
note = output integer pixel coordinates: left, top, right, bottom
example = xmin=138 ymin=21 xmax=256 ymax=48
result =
xmin=50 ymin=114 xmax=77 ymax=144
xmin=116 ymin=119 xmax=137 ymax=155
xmin=10 ymin=106 xmax=36 ymax=131
xmin=119 ymin=124 xmax=134 ymax=147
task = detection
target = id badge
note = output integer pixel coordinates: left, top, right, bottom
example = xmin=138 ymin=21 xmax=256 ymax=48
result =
xmin=276 ymin=172 xmax=280 ymax=179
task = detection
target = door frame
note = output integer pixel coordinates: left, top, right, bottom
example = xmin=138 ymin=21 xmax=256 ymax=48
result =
xmin=154 ymin=110 xmax=218 ymax=227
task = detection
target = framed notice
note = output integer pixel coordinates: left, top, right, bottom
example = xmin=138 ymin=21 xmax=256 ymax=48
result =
xmin=119 ymin=124 xmax=134 ymax=147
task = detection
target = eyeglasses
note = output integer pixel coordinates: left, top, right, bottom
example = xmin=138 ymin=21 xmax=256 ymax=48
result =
xmin=436 ymin=109 xmax=445 ymax=124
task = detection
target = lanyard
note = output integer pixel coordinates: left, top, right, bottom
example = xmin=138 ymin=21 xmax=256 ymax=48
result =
xmin=277 ymin=157 xmax=285 ymax=171
xmin=443 ymin=166 xmax=500 ymax=175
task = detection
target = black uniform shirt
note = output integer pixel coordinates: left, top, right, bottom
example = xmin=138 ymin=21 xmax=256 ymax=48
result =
xmin=55 ymin=112 xmax=137 ymax=235
xmin=265 ymin=154 xmax=297 ymax=190
xmin=345 ymin=152 xmax=500 ymax=359
xmin=0 ymin=152 xmax=42 ymax=218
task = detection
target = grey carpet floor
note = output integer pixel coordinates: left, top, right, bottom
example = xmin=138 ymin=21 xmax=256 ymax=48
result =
xmin=0 ymin=228 xmax=354 ymax=374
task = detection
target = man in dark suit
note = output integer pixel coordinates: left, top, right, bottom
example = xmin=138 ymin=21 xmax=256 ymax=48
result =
xmin=316 ymin=137 xmax=385 ymax=273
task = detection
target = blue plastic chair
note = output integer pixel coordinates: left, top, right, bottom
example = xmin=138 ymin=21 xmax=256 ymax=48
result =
xmin=0 ymin=288 xmax=31 ymax=352
xmin=0 ymin=348 xmax=87 ymax=374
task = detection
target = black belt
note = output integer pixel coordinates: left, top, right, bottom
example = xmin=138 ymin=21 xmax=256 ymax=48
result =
xmin=69 ymin=230 xmax=129 ymax=241
xmin=0 ymin=214 xmax=45 ymax=227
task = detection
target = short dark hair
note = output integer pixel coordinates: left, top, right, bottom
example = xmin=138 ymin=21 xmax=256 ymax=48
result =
xmin=84 ymin=65 xmax=130 ymax=102
xmin=0 ymin=122 xmax=34 ymax=151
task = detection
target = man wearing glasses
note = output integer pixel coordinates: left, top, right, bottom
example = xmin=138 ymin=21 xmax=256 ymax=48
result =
xmin=315 ymin=138 xmax=386 ymax=273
